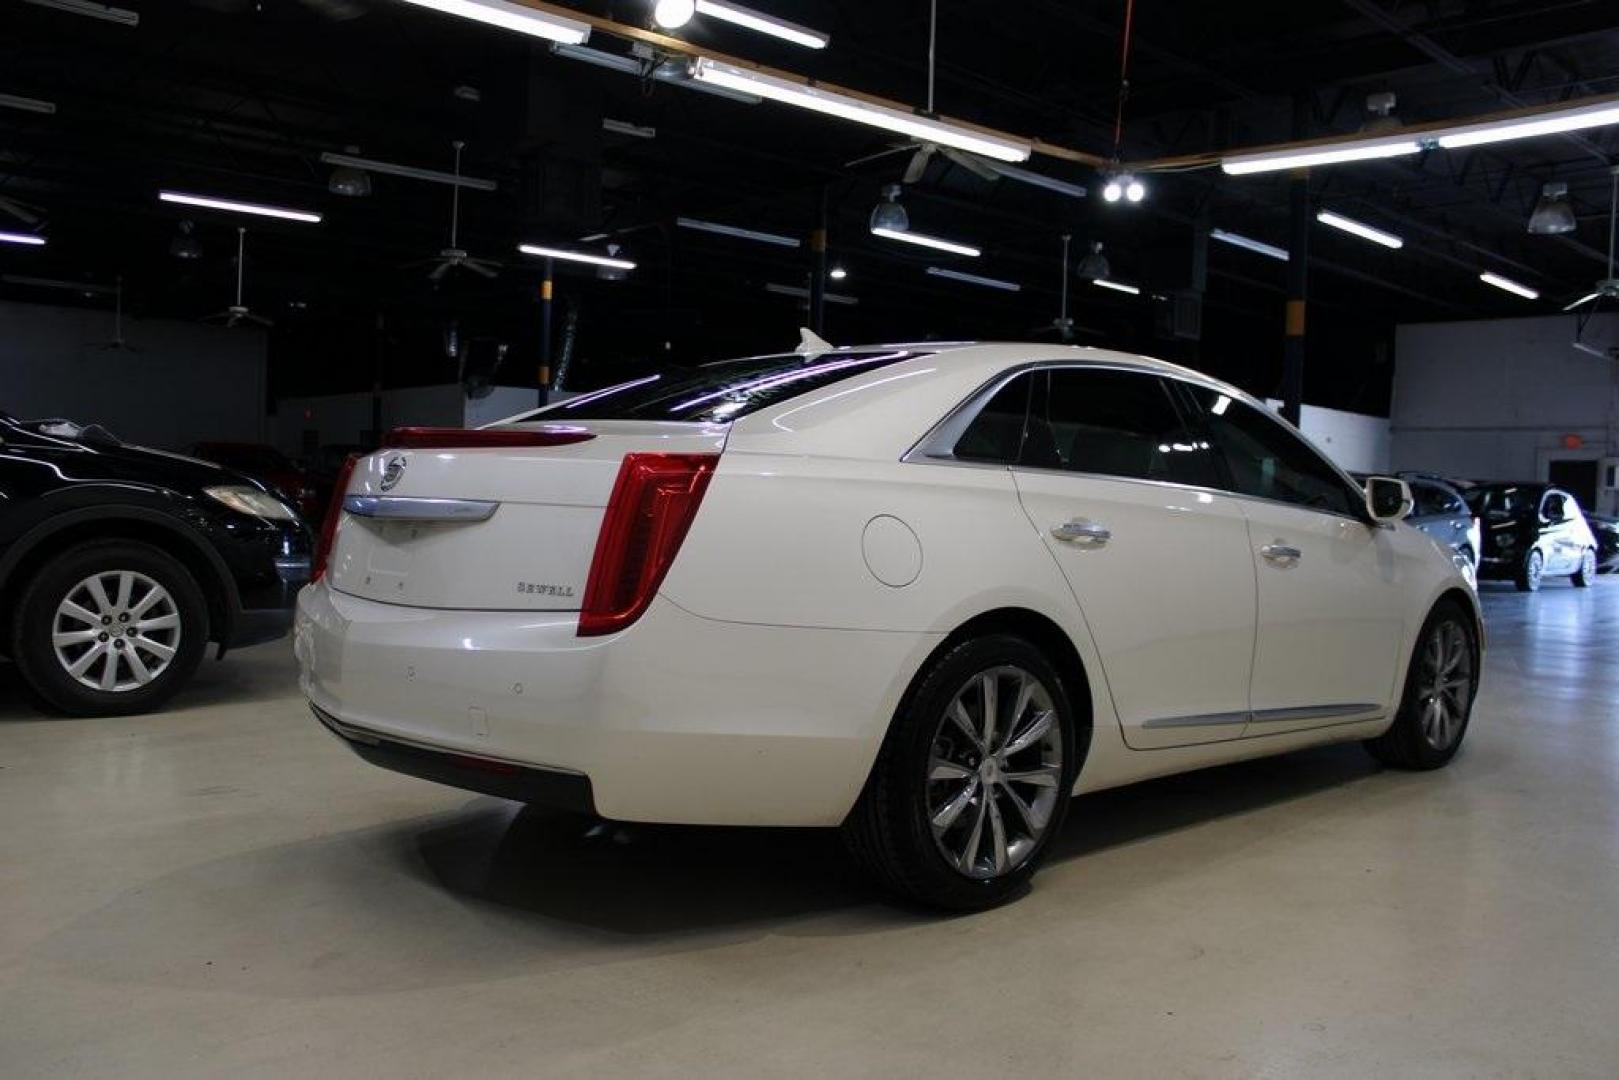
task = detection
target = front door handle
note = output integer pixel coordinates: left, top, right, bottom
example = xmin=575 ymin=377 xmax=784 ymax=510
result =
xmin=1261 ymin=543 xmax=1302 ymax=564
xmin=1052 ymin=519 xmax=1111 ymax=545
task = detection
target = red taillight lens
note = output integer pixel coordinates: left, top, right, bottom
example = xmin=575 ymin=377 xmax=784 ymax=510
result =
xmin=382 ymin=426 xmax=595 ymax=449
xmin=578 ymin=453 xmax=719 ymax=637
xmin=311 ymin=453 xmax=359 ymax=583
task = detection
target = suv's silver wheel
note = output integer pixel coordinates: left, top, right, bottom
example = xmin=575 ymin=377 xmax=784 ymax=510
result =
xmin=927 ymin=665 xmax=1064 ymax=880
xmin=52 ymin=570 xmax=182 ymax=692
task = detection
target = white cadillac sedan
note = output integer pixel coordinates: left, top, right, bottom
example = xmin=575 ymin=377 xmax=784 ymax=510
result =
xmin=296 ymin=342 xmax=1481 ymax=910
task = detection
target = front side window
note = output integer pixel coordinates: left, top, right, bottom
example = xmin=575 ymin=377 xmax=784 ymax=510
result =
xmin=1184 ymin=388 xmax=1361 ymax=517
xmin=1410 ymin=482 xmax=1442 ymax=517
xmin=1031 ymin=369 xmax=1220 ymax=486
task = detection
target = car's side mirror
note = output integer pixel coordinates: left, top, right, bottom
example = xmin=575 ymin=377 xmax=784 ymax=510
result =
xmin=1365 ymin=476 xmax=1413 ymax=523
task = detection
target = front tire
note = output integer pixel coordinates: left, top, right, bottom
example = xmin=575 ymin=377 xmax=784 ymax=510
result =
xmin=1364 ymin=601 xmax=1478 ymax=770
xmin=1515 ymin=548 xmax=1543 ymax=592
xmin=843 ymin=634 xmax=1080 ymax=911
xmin=1572 ymin=548 xmax=1597 ymax=587
xmin=9 ymin=540 xmax=208 ymax=716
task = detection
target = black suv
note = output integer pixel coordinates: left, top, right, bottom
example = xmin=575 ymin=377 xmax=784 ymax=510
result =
xmin=0 ymin=412 xmax=311 ymax=715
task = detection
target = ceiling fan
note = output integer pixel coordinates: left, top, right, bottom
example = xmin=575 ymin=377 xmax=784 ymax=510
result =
xmin=1028 ymin=234 xmax=1104 ymax=342
xmin=1564 ymin=165 xmax=1619 ymax=360
xmin=204 ymin=227 xmax=273 ymax=329
xmin=95 ymin=276 xmax=141 ymax=353
xmin=404 ymin=140 xmax=501 ymax=283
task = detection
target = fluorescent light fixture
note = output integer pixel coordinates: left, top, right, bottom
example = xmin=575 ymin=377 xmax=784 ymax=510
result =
xmin=764 ymin=283 xmax=858 ymax=305
xmin=1479 ymin=272 xmax=1539 ymax=300
xmin=677 ymin=216 xmax=800 ymax=248
xmin=694 ymin=1 xmax=829 ymax=49
xmin=318 ymin=151 xmax=496 ymax=191
xmin=926 ymin=266 xmax=1020 ymax=292
xmin=159 ymin=191 xmax=322 ymax=224
xmin=985 ymin=163 xmax=1087 ymax=199
xmin=602 ymin=118 xmax=656 ymax=139
xmin=1093 ymin=278 xmax=1140 ymax=295
xmin=21 ymin=0 xmax=138 ymax=26
xmin=1211 ymin=228 xmax=1289 ymax=261
xmin=552 ymin=42 xmax=643 ymax=75
xmin=828 ymin=265 xmax=848 ymax=280
xmin=0 ymin=231 xmax=46 ymax=247
xmin=1438 ymin=99 xmax=1619 ymax=150
xmin=1316 ymin=210 xmax=1403 ymax=249
xmin=689 ymin=58 xmax=1031 ymax=163
xmin=518 ymin=244 xmax=636 ymax=270
xmin=2 ymin=274 xmax=114 ymax=293
xmin=393 ymin=0 xmax=590 ymax=43
xmin=0 ymin=92 xmax=56 ymax=115
xmin=870 ymin=226 xmax=980 ymax=257
xmin=1221 ymin=135 xmax=1421 ymax=176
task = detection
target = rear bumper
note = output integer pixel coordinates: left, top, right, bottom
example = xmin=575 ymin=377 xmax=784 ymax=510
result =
xmin=314 ymin=705 xmax=595 ymax=813
xmin=295 ymin=583 xmax=937 ymax=826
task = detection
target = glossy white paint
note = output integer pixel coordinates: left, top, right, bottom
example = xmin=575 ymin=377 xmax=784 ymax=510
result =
xmin=297 ymin=343 xmax=1480 ymax=827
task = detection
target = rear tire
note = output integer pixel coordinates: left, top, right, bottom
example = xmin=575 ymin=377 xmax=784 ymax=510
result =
xmin=1364 ymin=601 xmax=1478 ymax=770
xmin=9 ymin=541 xmax=208 ymax=717
xmin=843 ymin=634 xmax=1080 ymax=911
xmin=1515 ymin=548 xmax=1543 ymax=592
xmin=1572 ymin=548 xmax=1597 ymax=587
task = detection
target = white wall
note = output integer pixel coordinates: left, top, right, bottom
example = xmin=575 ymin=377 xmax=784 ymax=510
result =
xmin=1390 ymin=313 xmax=1619 ymax=510
xmin=1265 ymin=399 xmax=1392 ymax=473
xmin=1 ymin=299 xmax=267 ymax=448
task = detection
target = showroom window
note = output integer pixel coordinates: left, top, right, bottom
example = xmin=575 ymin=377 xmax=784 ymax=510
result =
xmin=1185 ymin=389 xmax=1361 ymax=517
xmin=952 ymin=373 xmax=1034 ymax=464
xmin=1027 ymin=368 xmax=1219 ymax=487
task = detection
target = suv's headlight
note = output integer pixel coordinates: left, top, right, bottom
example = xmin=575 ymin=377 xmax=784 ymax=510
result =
xmin=204 ymin=485 xmax=299 ymax=521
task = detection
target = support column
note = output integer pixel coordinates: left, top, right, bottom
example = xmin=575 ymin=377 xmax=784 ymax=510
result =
xmin=1282 ymin=169 xmax=1308 ymax=426
xmin=808 ymin=186 xmax=828 ymax=334
xmin=538 ymin=257 xmax=555 ymax=394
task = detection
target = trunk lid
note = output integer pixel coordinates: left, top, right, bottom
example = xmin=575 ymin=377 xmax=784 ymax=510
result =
xmin=326 ymin=421 xmax=726 ymax=610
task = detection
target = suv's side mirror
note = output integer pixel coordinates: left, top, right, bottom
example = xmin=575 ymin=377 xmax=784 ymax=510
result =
xmin=1365 ymin=476 xmax=1413 ymax=523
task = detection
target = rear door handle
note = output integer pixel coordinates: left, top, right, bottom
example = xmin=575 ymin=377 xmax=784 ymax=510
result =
xmin=1261 ymin=543 xmax=1302 ymax=563
xmin=1052 ymin=519 xmax=1111 ymax=545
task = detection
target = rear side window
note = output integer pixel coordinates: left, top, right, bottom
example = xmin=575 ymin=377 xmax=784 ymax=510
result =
xmin=952 ymin=374 xmax=1034 ymax=463
xmin=519 ymin=350 xmax=921 ymax=424
xmin=1032 ymin=369 xmax=1220 ymax=487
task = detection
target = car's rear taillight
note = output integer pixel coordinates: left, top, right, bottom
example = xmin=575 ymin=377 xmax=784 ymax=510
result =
xmin=312 ymin=453 xmax=360 ymax=583
xmin=578 ymin=453 xmax=718 ymax=637
xmin=382 ymin=426 xmax=595 ymax=449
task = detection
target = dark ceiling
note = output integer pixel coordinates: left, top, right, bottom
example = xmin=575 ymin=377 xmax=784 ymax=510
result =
xmin=2 ymin=0 xmax=1616 ymax=413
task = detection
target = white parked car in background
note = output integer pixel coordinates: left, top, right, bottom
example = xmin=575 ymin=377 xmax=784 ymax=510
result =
xmin=296 ymin=342 xmax=1482 ymax=910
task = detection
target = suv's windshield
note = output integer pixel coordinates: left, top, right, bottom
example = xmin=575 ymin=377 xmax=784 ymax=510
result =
xmin=518 ymin=349 xmax=923 ymax=424
xmin=1465 ymin=484 xmax=1543 ymax=519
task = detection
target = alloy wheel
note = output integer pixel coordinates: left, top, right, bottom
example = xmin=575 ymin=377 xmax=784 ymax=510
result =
xmin=926 ymin=665 xmax=1064 ymax=880
xmin=1417 ymin=619 xmax=1471 ymax=751
xmin=51 ymin=570 xmax=182 ymax=692
xmin=1526 ymin=550 xmax=1543 ymax=589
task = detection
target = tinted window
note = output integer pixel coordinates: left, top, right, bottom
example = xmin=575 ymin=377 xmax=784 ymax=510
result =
xmin=1410 ymin=482 xmax=1442 ymax=517
xmin=1466 ymin=485 xmax=1543 ymax=519
xmin=1028 ymin=369 xmax=1219 ymax=487
xmin=953 ymin=373 xmax=1033 ymax=464
xmin=1187 ymin=389 xmax=1360 ymax=516
xmin=519 ymin=350 xmax=920 ymax=424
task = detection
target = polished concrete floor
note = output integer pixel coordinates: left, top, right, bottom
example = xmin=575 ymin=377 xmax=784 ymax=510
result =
xmin=2 ymin=579 xmax=1617 ymax=1078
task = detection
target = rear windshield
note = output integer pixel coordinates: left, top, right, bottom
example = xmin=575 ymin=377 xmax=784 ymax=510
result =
xmin=520 ymin=350 xmax=922 ymax=424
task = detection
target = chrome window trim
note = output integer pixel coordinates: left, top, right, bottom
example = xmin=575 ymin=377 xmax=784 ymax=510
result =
xmin=902 ymin=360 xmax=1375 ymax=526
